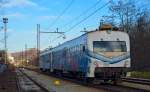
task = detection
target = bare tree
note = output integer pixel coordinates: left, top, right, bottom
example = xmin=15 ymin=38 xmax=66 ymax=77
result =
xmin=136 ymin=11 xmax=150 ymax=32
xmin=109 ymin=0 xmax=138 ymax=32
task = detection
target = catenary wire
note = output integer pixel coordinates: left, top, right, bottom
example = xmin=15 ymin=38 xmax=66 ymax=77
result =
xmin=48 ymin=0 xmax=74 ymax=29
xmin=59 ymin=0 xmax=102 ymax=29
xmin=50 ymin=0 xmax=111 ymax=43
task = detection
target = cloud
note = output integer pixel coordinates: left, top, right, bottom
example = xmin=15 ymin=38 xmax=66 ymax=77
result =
xmin=1 ymin=0 xmax=38 ymax=8
xmin=4 ymin=12 xmax=26 ymax=18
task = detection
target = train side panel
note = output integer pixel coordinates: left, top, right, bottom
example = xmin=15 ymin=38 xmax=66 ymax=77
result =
xmin=52 ymin=34 xmax=88 ymax=73
xmin=40 ymin=30 xmax=130 ymax=82
xmin=40 ymin=54 xmax=51 ymax=71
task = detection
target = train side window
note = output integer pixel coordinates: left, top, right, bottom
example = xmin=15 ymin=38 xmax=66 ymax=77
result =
xmin=74 ymin=46 xmax=76 ymax=51
xmin=71 ymin=47 xmax=73 ymax=52
xmin=74 ymin=46 xmax=76 ymax=52
xmin=82 ymin=46 xmax=85 ymax=52
xmin=72 ymin=47 xmax=74 ymax=52
xmin=75 ymin=46 xmax=77 ymax=51
xmin=79 ymin=45 xmax=82 ymax=51
xmin=80 ymin=45 xmax=82 ymax=51
xmin=74 ymin=46 xmax=75 ymax=52
xmin=78 ymin=45 xmax=79 ymax=51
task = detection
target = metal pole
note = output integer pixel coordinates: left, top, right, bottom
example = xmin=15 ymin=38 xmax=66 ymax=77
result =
xmin=3 ymin=18 xmax=8 ymax=64
xmin=39 ymin=24 xmax=40 ymax=56
xmin=37 ymin=24 xmax=38 ymax=65
xmin=22 ymin=49 xmax=23 ymax=67
xmin=25 ymin=44 xmax=27 ymax=65
xmin=37 ymin=24 xmax=40 ymax=65
xmin=4 ymin=22 xmax=7 ymax=64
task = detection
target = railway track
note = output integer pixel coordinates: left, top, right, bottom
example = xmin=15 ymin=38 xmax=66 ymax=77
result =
xmin=48 ymin=73 xmax=149 ymax=92
xmin=122 ymin=77 xmax=150 ymax=85
xmin=17 ymin=68 xmax=50 ymax=92
xmin=56 ymin=76 xmax=149 ymax=92
xmin=24 ymin=67 xmax=150 ymax=92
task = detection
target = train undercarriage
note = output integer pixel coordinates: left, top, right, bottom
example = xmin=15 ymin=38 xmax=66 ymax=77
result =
xmin=40 ymin=67 xmax=125 ymax=85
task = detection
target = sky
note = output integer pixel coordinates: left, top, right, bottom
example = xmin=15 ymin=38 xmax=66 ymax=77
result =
xmin=0 ymin=0 xmax=149 ymax=52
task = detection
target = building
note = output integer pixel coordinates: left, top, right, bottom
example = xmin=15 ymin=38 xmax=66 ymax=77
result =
xmin=11 ymin=48 xmax=39 ymax=66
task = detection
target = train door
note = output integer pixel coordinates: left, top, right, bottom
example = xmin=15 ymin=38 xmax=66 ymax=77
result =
xmin=49 ymin=52 xmax=53 ymax=72
xmin=63 ymin=48 xmax=67 ymax=71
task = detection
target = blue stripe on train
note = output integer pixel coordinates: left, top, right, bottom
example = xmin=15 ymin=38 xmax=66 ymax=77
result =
xmin=86 ymin=51 xmax=130 ymax=64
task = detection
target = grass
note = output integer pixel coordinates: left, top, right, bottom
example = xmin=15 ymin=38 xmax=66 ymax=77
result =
xmin=131 ymin=71 xmax=150 ymax=79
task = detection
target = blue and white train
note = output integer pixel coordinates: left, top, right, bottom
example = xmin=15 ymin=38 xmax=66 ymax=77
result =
xmin=39 ymin=25 xmax=130 ymax=83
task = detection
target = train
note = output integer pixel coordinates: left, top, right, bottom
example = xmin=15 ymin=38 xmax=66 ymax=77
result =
xmin=39 ymin=25 xmax=131 ymax=84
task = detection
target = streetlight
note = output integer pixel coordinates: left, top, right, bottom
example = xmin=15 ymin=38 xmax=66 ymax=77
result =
xmin=3 ymin=18 xmax=8 ymax=64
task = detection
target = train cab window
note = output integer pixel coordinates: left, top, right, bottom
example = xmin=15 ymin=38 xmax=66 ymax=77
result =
xmin=93 ymin=41 xmax=127 ymax=52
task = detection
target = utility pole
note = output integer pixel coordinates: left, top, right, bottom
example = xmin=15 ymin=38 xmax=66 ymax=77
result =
xmin=37 ymin=24 xmax=40 ymax=66
xmin=25 ymin=44 xmax=27 ymax=65
xmin=21 ymin=49 xmax=23 ymax=67
xmin=3 ymin=18 xmax=8 ymax=64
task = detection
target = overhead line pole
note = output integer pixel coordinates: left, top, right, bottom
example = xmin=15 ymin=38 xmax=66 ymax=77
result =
xmin=37 ymin=24 xmax=40 ymax=66
xmin=25 ymin=44 xmax=27 ymax=65
xmin=22 ymin=49 xmax=23 ymax=67
xmin=36 ymin=24 xmax=65 ymax=65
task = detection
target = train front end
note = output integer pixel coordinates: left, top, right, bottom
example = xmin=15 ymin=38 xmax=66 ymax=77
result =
xmin=87 ymin=30 xmax=130 ymax=83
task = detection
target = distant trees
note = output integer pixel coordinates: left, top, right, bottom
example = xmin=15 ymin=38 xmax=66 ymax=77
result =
xmin=136 ymin=11 xmax=150 ymax=32
xmin=104 ymin=0 xmax=150 ymax=71
xmin=109 ymin=0 xmax=138 ymax=32
xmin=107 ymin=0 xmax=150 ymax=33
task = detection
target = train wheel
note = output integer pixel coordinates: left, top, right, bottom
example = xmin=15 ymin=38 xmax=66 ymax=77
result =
xmin=114 ymin=79 xmax=122 ymax=85
xmin=112 ymin=80 xmax=117 ymax=85
xmin=40 ymin=68 xmax=43 ymax=71
xmin=87 ymin=78 xmax=94 ymax=84
xmin=83 ymin=78 xmax=94 ymax=84
xmin=112 ymin=79 xmax=121 ymax=85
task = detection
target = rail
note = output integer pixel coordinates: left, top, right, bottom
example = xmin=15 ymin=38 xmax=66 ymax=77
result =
xmin=122 ymin=77 xmax=150 ymax=85
xmin=18 ymin=68 xmax=50 ymax=92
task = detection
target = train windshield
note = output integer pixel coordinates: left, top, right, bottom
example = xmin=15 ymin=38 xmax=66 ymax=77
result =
xmin=93 ymin=41 xmax=127 ymax=52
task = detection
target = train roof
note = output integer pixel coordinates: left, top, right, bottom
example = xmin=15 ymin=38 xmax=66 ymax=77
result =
xmin=40 ymin=29 xmax=128 ymax=55
xmin=40 ymin=29 xmax=98 ymax=54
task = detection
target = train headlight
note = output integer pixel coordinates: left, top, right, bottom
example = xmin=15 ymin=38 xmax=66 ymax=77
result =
xmin=94 ymin=61 xmax=99 ymax=67
xmin=107 ymin=30 xmax=112 ymax=34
